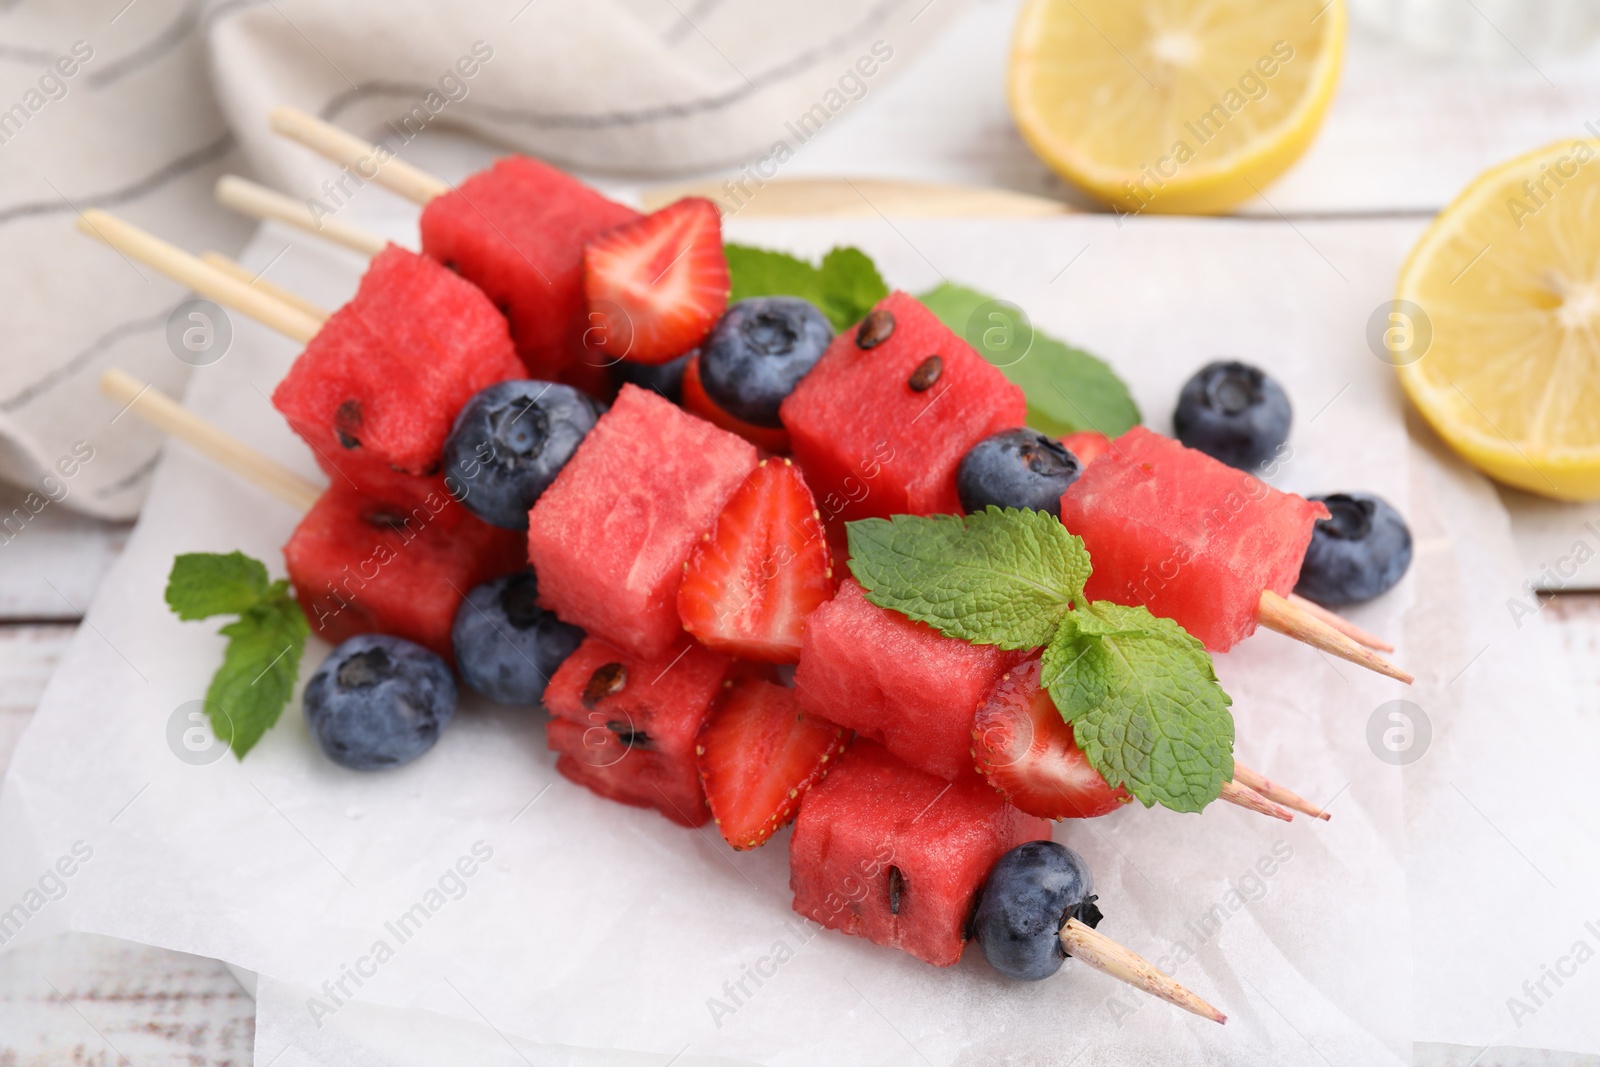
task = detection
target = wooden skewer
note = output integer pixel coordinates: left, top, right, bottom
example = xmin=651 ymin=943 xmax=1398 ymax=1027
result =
xmin=1257 ymin=590 xmax=1413 ymax=684
xmin=1233 ymin=762 xmax=1330 ymax=821
xmin=100 ymin=370 xmax=322 ymax=511
xmin=77 ymin=210 xmax=323 ymax=344
xmin=269 ymin=106 xmax=450 ymax=205
xmin=199 ymin=251 xmax=331 ymax=324
xmin=1286 ymin=593 xmax=1394 ymax=652
xmin=214 ymin=175 xmax=390 ymax=258
xmin=1217 ymin=779 xmax=1292 ymax=822
xmin=1060 ymin=918 xmax=1226 ymax=1024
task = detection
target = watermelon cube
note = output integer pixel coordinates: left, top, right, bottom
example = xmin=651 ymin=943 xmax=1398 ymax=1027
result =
xmin=284 ymin=483 xmax=526 ymax=661
xmin=527 ymin=384 xmax=759 ymax=661
xmin=419 ymin=156 xmax=640 ymax=395
xmin=1058 ymin=426 xmax=1330 ymax=650
xmin=779 ymin=291 xmax=1026 ymax=526
xmin=789 ymin=740 xmax=1050 ymax=967
xmin=793 ymin=580 xmax=1021 ymax=782
xmin=272 ymin=244 xmax=524 ymax=504
xmin=544 ymin=635 xmax=730 ymax=826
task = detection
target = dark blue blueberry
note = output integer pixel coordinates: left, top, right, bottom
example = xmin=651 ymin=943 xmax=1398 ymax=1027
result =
xmin=452 ymin=569 xmax=584 ymax=705
xmin=303 ymin=635 xmax=457 ymax=771
xmin=972 ymin=844 xmax=1100 ymax=985
xmin=443 ymin=380 xmax=600 ymax=530
xmin=957 ymin=429 xmax=1082 ymax=517
xmin=973 ymin=840 xmax=1101 ymax=982
xmin=1295 ymin=492 xmax=1413 ymax=606
xmin=700 ymin=297 xmax=833 ymax=427
xmin=613 ymin=352 xmax=690 ymax=404
xmin=1173 ymin=360 xmax=1292 ymax=471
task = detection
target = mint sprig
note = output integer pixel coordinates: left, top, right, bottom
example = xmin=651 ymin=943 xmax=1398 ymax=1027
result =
xmin=166 ymin=552 xmax=309 ymax=758
xmin=846 ymin=509 xmax=1233 ymax=813
xmin=724 ymin=244 xmax=888 ymax=331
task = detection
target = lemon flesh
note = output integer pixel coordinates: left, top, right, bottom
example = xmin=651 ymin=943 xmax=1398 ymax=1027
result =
xmin=1009 ymin=0 xmax=1345 ymax=215
xmin=1397 ymin=139 xmax=1600 ymax=501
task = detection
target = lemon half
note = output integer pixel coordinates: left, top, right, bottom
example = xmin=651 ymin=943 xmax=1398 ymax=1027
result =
xmin=1396 ymin=139 xmax=1600 ymax=501
xmin=1009 ymin=0 xmax=1345 ymax=215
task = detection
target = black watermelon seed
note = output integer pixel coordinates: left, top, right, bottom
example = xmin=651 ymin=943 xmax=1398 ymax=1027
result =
xmin=908 ymin=355 xmax=943 ymax=393
xmin=582 ymin=662 xmax=627 ymax=707
xmin=856 ymin=309 xmax=895 ymax=349
xmin=335 ymin=399 xmax=363 ymax=448
xmin=362 ymin=509 xmax=413 ymax=532
xmin=608 ymin=723 xmax=653 ymax=750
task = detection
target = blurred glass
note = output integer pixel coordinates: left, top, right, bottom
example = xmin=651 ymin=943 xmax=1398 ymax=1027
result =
xmin=1347 ymin=0 xmax=1600 ymax=59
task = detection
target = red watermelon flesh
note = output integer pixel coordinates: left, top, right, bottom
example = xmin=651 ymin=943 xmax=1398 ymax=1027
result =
xmin=544 ymin=635 xmax=730 ymax=826
xmin=283 ymin=483 xmax=526 ymax=662
xmin=527 ymin=384 xmax=758 ymax=661
xmin=789 ymin=740 xmax=1050 ymax=967
xmin=419 ymin=156 xmax=639 ymax=395
xmin=1058 ymin=426 xmax=1331 ymax=650
xmin=272 ymin=244 xmax=523 ymax=505
xmin=793 ymin=579 xmax=1022 ymax=782
xmin=779 ymin=291 xmax=1025 ymax=527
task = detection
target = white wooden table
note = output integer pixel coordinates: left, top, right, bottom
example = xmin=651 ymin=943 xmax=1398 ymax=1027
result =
xmin=5 ymin=0 xmax=1600 ymax=1059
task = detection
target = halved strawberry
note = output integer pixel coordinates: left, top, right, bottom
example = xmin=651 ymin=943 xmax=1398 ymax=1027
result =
xmin=682 ymin=351 xmax=791 ymax=453
xmin=583 ymin=197 xmax=729 ymax=365
xmin=972 ymin=658 xmax=1131 ymax=820
xmin=677 ymin=458 xmax=833 ymax=662
xmin=697 ymin=676 xmax=851 ymax=849
xmin=1062 ymin=430 xmax=1112 ymax=467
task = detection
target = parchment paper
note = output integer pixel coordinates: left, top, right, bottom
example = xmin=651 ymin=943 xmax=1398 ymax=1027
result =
xmin=0 ymin=214 xmax=1467 ymax=1064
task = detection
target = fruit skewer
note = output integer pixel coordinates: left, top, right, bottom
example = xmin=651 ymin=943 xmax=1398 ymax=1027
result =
xmin=1052 ymin=426 xmax=1413 ymax=683
xmin=102 ymin=368 xmax=1227 ymax=1024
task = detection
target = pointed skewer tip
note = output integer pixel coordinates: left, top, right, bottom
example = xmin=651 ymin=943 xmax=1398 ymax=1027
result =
xmin=1257 ymin=590 xmax=1413 ymax=684
xmin=1059 ymin=918 xmax=1227 ymax=1024
xmin=1232 ymin=761 xmax=1332 ymax=822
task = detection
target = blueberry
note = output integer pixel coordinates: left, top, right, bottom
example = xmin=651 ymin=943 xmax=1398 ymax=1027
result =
xmin=303 ymin=635 xmax=457 ymax=770
xmin=957 ymin=429 xmax=1082 ymax=516
xmin=443 ymin=380 xmax=601 ymax=530
xmin=974 ymin=840 xmax=1102 ymax=981
xmin=613 ymin=352 xmax=690 ymax=404
xmin=1295 ymin=492 xmax=1413 ymax=606
xmin=700 ymin=297 xmax=833 ymax=427
xmin=1173 ymin=360 xmax=1292 ymax=471
xmin=452 ymin=569 xmax=584 ymax=705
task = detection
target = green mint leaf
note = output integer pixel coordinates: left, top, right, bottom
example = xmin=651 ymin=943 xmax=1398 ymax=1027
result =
xmin=206 ymin=581 xmax=308 ymax=758
xmin=1041 ymin=607 xmax=1233 ymax=813
xmin=167 ymin=553 xmax=309 ymax=759
xmin=725 ymin=244 xmax=822 ymax=306
xmin=918 ymin=283 xmax=1141 ymax=437
xmin=815 ymin=247 xmax=889 ymax=331
xmin=724 ymin=243 xmax=888 ymax=332
xmin=165 ymin=551 xmax=270 ymax=620
xmin=1061 ymin=600 xmax=1162 ymax=639
xmin=846 ymin=508 xmax=1091 ymax=650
